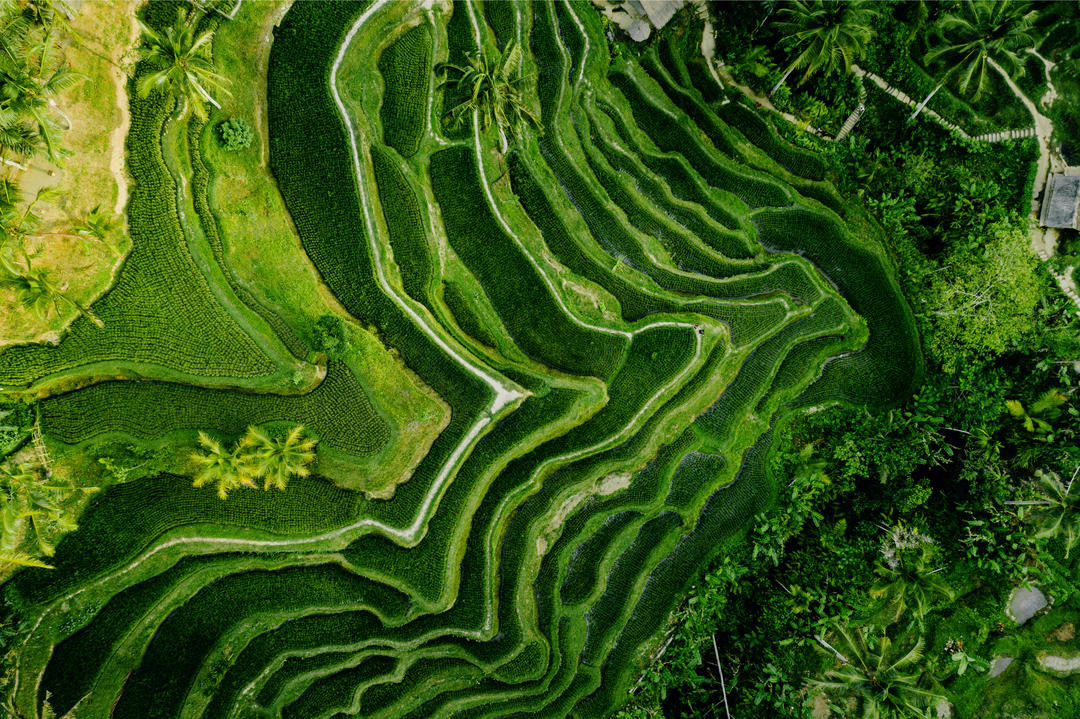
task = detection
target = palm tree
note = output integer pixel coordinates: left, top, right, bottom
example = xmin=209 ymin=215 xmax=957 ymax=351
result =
xmin=0 ymin=255 xmax=105 ymax=328
xmin=0 ymin=106 xmax=38 ymax=165
xmin=0 ymin=184 xmax=111 ymax=328
xmin=73 ymin=204 xmax=123 ymax=252
xmin=22 ymin=0 xmax=75 ymax=33
xmin=240 ymin=424 xmax=316 ymax=492
xmin=870 ymin=542 xmax=954 ymax=627
xmin=1009 ymin=468 xmax=1080 ymax=558
xmin=0 ymin=461 xmax=75 ymax=558
xmin=811 ymin=622 xmax=944 ymax=719
xmin=769 ymin=0 xmax=879 ymax=96
xmin=190 ymin=431 xmax=254 ymax=500
xmin=0 ymin=25 xmax=81 ymax=163
xmin=439 ymin=39 xmax=540 ymax=153
xmin=912 ymin=0 xmax=1036 ymax=120
xmin=136 ymin=8 xmax=230 ymax=121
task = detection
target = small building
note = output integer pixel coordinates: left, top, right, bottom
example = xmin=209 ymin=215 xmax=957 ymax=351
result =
xmin=1040 ymin=174 xmax=1080 ymax=229
xmin=596 ymin=0 xmax=688 ymax=42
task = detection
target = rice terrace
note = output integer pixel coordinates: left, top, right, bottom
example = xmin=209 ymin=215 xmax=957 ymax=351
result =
xmin=1 ymin=0 xmax=1079 ymax=717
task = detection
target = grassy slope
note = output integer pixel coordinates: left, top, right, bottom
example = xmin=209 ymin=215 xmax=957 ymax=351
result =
xmin=200 ymin=0 xmax=448 ymax=494
xmin=0 ymin=2 xmax=136 ymax=346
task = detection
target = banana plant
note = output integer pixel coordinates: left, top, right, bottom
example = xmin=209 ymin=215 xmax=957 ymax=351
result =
xmin=439 ymin=39 xmax=541 ymax=153
xmin=1006 ymin=388 xmax=1067 ymax=435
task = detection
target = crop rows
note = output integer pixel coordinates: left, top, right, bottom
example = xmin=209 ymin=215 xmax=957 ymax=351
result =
xmin=377 ymin=24 xmax=432 ymax=158
xmin=0 ymin=59 xmax=301 ymax=398
xmin=0 ymin=1 xmax=922 ymax=718
xmin=38 ymin=359 xmax=390 ymax=456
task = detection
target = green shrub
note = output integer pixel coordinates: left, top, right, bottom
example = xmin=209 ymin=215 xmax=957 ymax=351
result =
xmin=216 ymin=117 xmax=254 ymax=151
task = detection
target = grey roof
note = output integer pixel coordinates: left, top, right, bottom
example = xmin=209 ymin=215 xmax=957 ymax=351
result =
xmin=1040 ymin=174 xmax=1080 ymax=229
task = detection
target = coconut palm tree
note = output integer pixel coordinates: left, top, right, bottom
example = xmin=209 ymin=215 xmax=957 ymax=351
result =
xmin=73 ymin=204 xmax=123 ymax=252
xmin=137 ymin=8 xmax=230 ymax=121
xmin=870 ymin=542 xmax=954 ymax=627
xmin=190 ymin=431 xmax=254 ymax=500
xmin=0 ymin=106 xmax=38 ymax=165
xmin=811 ymin=622 xmax=944 ymax=719
xmin=912 ymin=0 xmax=1037 ymax=120
xmin=0 ymin=258 xmax=104 ymax=328
xmin=1011 ymin=468 xmax=1080 ymax=559
xmin=769 ymin=0 xmax=879 ymax=95
xmin=439 ymin=39 xmax=540 ymax=153
xmin=240 ymin=424 xmax=316 ymax=492
xmin=0 ymin=26 xmax=81 ymax=163
xmin=22 ymin=0 xmax=75 ymax=33
xmin=0 ymin=461 xmax=75 ymax=558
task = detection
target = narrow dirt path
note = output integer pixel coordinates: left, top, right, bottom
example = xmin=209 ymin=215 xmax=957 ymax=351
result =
xmin=254 ymin=0 xmax=295 ymax=167
xmin=988 ymin=57 xmax=1080 ymax=315
xmin=109 ymin=5 xmax=140 ymax=215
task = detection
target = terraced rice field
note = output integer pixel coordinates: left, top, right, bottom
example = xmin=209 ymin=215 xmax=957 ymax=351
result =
xmin=0 ymin=1 xmax=921 ymax=717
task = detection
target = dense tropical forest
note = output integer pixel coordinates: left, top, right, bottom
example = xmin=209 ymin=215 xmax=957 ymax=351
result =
xmin=0 ymin=0 xmax=1076 ymax=717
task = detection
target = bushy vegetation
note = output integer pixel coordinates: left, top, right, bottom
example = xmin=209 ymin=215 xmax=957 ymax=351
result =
xmin=216 ymin=116 xmax=253 ymax=151
xmin=1 ymin=1 xmax=1072 ymax=718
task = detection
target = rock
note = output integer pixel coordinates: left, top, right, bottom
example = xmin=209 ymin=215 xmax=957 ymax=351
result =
xmin=989 ymin=655 xmax=1014 ymax=679
xmin=1038 ymin=652 xmax=1080 ymax=675
xmin=1009 ymin=586 xmax=1048 ymax=625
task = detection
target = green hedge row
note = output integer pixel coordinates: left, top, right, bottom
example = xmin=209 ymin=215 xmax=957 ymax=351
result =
xmin=752 ymin=205 xmax=923 ymax=406
xmin=696 ymin=296 xmax=848 ymax=443
xmin=189 ymin=119 xmax=310 ymax=359
xmin=211 ymin=384 xmax=590 ymax=712
xmin=41 ymin=556 xmax=200 ymax=714
xmin=377 ymin=24 xmax=432 ymax=158
xmin=370 ymin=145 xmax=433 ymax=304
xmin=595 ymin=97 xmax=748 ymax=238
xmin=269 ymin=0 xmax=496 ymax=536
xmin=715 ymin=101 xmax=828 ymax=182
xmin=111 ymin=564 xmax=409 ymax=719
xmin=584 ymin=101 xmax=758 ymax=270
xmin=609 ymin=64 xmax=792 ymax=209
xmin=40 ymin=360 xmax=390 ymax=456
xmin=559 ymin=510 xmax=641 ymax=605
xmin=6 ymin=473 xmax=362 ymax=606
xmin=508 ymin=150 xmax=676 ymax=323
xmin=430 ymin=145 xmax=626 ymax=380
xmin=663 ymin=449 xmax=727 ymax=513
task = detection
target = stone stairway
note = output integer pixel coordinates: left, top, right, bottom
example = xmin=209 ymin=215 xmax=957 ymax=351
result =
xmin=835 ymin=84 xmax=867 ymax=141
xmin=971 ymin=127 xmax=1038 ymax=142
xmin=31 ymin=418 xmax=52 ymax=474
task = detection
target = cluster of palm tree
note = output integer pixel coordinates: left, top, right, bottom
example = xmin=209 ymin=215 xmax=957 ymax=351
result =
xmin=913 ymin=0 xmax=1037 ymax=119
xmin=190 ymin=425 xmax=316 ymax=500
xmin=0 ymin=459 xmax=80 ymax=569
xmin=870 ymin=537 xmax=955 ymax=628
xmin=811 ymin=526 xmax=957 ymax=716
xmin=0 ymin=0 xmax=80 ymax=168
xmin=438 ymin=39 xmax=540 ymax=154
xmin=766 ymin=0 xmax=1041 ymax=122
